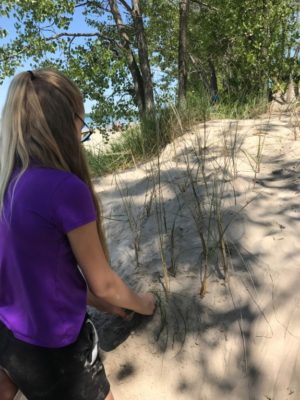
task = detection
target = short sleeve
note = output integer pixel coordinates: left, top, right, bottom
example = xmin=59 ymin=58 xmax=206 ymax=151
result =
xmin=52 ymin=174 xmax=97 ymax=233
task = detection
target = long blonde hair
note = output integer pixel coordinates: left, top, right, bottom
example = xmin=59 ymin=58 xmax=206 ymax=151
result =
xmin=0 ymin=69 xmax=108 ymax=257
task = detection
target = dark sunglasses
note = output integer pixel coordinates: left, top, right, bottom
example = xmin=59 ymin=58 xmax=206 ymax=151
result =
xmin=75 ymin=113 xmax=94 ymax=143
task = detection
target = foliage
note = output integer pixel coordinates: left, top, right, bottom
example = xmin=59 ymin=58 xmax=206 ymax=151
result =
xmin=0 ymin=1 xmax=146 ymax=125
xmin=189 ymin=0 xmax=299 ymax=99
xmin=0 ymin=0 xmax=298 ymax=126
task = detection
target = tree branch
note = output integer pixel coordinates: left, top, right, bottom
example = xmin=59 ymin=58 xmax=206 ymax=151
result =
xmin=0 ymin=46 xmax=29 ymax=62
xmin=75 ymin=1 xmax=110 ymax=13
xmin=75 ymin=1 xmax=90 ymax=7
xmin=44 ymin=32 xmax=100 ymax=40
xmin=44 ymin=31 xmax=125 ymax=50
xmin=190 ymin=0 xmax=218 ymax=11
xmin=118 ymin=0 xmax=133 ymax=14
xmin=0 ymin=32 xmax=120 ymax=63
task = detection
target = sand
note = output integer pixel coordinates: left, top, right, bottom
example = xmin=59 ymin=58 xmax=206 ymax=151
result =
xmin=17 ymin=102 xmax=300 ymax=399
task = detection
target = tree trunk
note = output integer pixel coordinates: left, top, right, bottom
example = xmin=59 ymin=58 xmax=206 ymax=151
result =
xmin=286 ymin=76 xmax=296 ymax=103
xmin=189 ymin=53 xmax=210 ymax=92
xmin=108 ymin=0 xmax=145 ymax=118
xmin=108 ymin=0 xmax=155 ymax=120
xmin=208 ymin=59 xmax=218 ymax=100
xmin=178 ymin=0 xmax=189 ymax=108
xmin=132 ymin=0 xmax=155 ymax=115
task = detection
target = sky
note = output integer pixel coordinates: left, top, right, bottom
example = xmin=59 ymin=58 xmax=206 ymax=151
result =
xmin=0 ymin=6 xmax=101 ymax=114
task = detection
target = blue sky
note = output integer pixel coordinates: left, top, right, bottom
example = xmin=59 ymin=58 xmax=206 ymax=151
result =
xmin=0 ymin=6 xmax=101 ymax=114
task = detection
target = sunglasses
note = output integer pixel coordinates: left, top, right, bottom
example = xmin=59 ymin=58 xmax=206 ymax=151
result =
xmin=75 ymin=113 xmax=94 ymax=143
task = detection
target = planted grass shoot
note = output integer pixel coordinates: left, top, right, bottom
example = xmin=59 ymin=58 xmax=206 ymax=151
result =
xmin=169 ymin=214 xmax=178 ymax=277
xmin=181 ymin=118 xmax=257 ymax=295
xmin=288 ymin=100 xmax=300 ymax=140
xmin=115 ymin=178 xmax=141 ymax=269
xmin=149 ymin=159 xmax=170 ymax=295
xmin=242 ymin=132 xmax=266 ymax=184
xmin=183 ymin=149 xmax=213 ymax=298
xmin=86 ymin=93 xmax=273 ymax=301
xmin=221 ymin=122 xmax=243 ymax=181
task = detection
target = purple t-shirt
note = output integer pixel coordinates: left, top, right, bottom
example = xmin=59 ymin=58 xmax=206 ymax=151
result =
xmin=0 ymin=166 xmax=96 ymax=348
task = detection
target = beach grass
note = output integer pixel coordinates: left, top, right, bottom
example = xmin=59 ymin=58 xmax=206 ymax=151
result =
xmin=85 ymin=94 xmax=269 ymax=177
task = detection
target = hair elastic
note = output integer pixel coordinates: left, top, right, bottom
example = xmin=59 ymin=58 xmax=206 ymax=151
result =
xmin=28 ymin=70 xmax=35 ymax=80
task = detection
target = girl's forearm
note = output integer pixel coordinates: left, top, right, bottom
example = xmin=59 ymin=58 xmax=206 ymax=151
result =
xmin=87 ymin=288 xmax=127 ymax=317
xmin=91 ymin=270 xmax=146 ymax=314
xmin=87 ymin=289 xmax=111 ymax=310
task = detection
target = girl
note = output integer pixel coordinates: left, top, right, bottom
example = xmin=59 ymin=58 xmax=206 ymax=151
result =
xmin=0 ymin=69 xmax=155 ymax=400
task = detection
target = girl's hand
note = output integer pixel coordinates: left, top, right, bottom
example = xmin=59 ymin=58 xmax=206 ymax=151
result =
xmin=104 ymin=304 xmax=128 ymax=319
xmin=138 ymin=292 xmax=156 ymax=315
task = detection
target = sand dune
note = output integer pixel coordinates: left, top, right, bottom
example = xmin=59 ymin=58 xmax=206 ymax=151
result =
xmin=17 ymin=103 xmax=300 ymax=399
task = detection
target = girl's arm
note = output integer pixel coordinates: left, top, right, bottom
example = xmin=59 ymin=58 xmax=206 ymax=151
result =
xmin=67 ymin=221 xmax=155 ymax=315
xmin=87 ymin=289 xmax=128 ymax=318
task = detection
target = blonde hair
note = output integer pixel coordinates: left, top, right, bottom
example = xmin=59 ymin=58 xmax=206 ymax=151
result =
xmin=0 ymin=69 xmax=108 ymax=257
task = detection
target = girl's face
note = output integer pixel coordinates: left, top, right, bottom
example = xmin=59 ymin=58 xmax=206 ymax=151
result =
xmin=75 ymin=111 xmax=85 ymax=142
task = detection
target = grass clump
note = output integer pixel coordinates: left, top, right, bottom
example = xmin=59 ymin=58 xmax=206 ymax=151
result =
xmin=85 ymin=111 xmax=175 ymax=176
xmin=84 ymin=124 xmax=157 ymax=176
xmin=85 ymin=92 xmax=269 ymax=177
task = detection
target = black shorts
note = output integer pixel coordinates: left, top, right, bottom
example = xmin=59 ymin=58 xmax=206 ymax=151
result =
xmin=0 ymin=316 xmax=110 ymax=400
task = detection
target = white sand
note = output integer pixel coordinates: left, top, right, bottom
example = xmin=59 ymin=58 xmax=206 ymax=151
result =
xmin=18 ymin=102 xmax=300 ymax=399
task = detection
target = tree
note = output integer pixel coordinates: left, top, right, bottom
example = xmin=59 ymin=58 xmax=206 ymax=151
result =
xmin=108 ymin=0 xmax=155 ymax=117
xmin=0 ymin=0 xmax=156 ymax=125
xmin=0 ymin=0 xmax=298 ymax=126
xmin=178 ymin=0 xmax=189 ymax=108
xmin=188 ymin=0 xmax=299 ymax=100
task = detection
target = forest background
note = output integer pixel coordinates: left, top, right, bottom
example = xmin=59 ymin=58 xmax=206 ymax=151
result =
xmin=0 ymin=0 xmax=299 ymax=157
